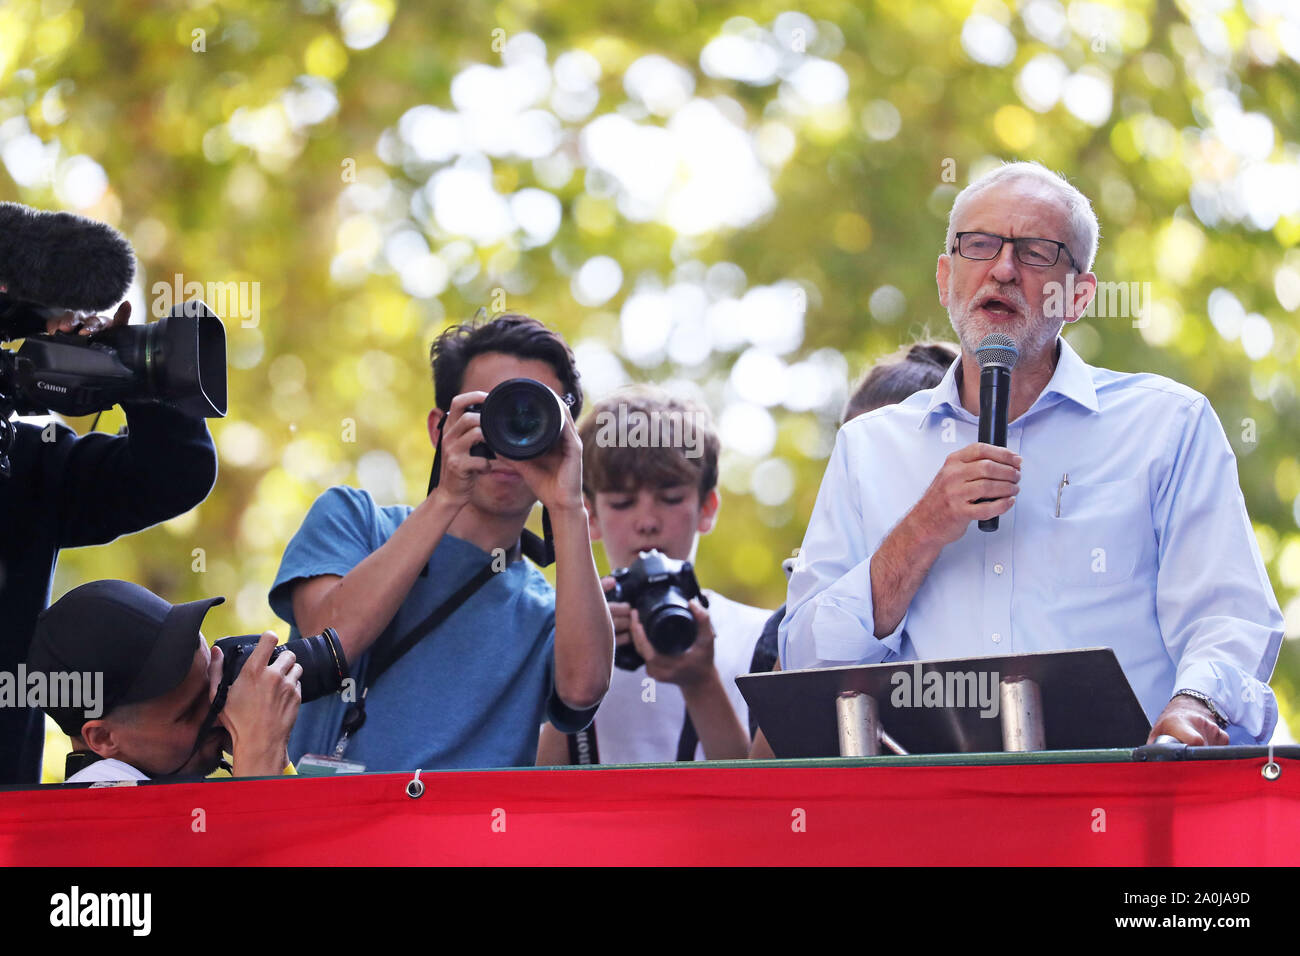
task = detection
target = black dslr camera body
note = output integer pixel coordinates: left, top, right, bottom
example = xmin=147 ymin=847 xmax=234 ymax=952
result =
xmin=213 ymin=628 xmax=348 ymax=704
xmin=607 ymin=549 xmax=709 ymax=671
xmin=467 ymin=377 xmax=574 ymax=461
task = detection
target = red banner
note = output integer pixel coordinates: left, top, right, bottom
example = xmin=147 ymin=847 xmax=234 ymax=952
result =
xmin=2 ymin=757 xmax=1296 ymax=866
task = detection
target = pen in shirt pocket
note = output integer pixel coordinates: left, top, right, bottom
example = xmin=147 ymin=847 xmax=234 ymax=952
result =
xmin=1054 ymin=472 xmax=1070 ymax=517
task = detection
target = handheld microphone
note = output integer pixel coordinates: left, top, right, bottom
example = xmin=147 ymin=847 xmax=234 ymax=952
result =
xmin=0 ymin=202 xmax=136 ymax=332
xmin=975 ymin=333 xmax=1019 ymax=532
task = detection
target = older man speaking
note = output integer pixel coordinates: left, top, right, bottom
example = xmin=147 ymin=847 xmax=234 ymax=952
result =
xmin=779 ymin=161 xmax=1283 ymax=746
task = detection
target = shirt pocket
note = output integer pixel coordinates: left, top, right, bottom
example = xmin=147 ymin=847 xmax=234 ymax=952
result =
xmin=1048 ymin=476 xmax=1150 ymax=587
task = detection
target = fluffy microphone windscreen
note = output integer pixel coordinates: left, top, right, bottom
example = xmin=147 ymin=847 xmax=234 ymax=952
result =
xmin=0 ymin=201 xmax=136 ymax=312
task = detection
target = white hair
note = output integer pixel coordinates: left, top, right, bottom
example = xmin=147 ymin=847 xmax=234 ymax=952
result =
xmin=944 ymin=161 xmax=1099 ymax=273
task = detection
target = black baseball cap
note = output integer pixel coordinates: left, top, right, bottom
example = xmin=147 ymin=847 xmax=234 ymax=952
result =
xmin=27 ymin=579 xmax=225 ymax=736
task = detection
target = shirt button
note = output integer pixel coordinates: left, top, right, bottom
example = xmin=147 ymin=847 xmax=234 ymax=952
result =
xmin=994 ymin=563 xmax=1004 ymax=574
xmin=991 ymin=632 xmax=1002 ymax=643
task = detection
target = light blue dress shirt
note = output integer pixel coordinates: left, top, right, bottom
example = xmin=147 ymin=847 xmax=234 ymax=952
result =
xmin=779 ymin=337 xmax=1283 ymax=743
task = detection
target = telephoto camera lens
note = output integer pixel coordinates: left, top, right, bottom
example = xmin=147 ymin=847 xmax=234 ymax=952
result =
xmin=214 ymin=628 xmax=348 ymax=703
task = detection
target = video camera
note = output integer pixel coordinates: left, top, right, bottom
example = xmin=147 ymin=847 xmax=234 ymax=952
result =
xmin=0 ymin=202 xmax=227 ymax=478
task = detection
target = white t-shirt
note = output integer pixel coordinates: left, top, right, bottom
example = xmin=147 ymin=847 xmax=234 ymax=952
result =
xmin=590 ymin=590 xmax=770 ymax=764
xmin=65 ymin=758 xmax=150 ymax=784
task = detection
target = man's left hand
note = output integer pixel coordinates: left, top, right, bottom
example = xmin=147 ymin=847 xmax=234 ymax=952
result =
xmin=511 ymin=399 xmax=584 ymax=512
xmin=1146 ymin=694 xmax=1229 ymax=746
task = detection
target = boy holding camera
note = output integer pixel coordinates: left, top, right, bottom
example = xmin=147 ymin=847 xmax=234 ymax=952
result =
xmin=269 ymin=314 xmax=612 ymax=772
xmin=537 ymin=386 xmax=770 ymax=764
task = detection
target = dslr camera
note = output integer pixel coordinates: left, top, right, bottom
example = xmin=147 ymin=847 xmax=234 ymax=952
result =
xmin=607 ymin=549 xmax=709 ymax=671
xmin=213 ymin=628 xmax=348 ymax=704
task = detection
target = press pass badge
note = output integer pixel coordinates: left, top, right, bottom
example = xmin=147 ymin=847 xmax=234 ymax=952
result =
xmin=296 ymin=754 xmax=366 ymax=775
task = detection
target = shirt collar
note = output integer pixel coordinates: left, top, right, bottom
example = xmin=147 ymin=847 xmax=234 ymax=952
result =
xmin=918 ymin=336 xmax=1099 ymax=429
xmin=1037 ymin=335 xmax=1100 ymax=414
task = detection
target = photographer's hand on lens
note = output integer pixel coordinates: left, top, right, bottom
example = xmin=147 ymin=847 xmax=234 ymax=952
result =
xmin=44 ymin=300 xmax=131 ymax=336
xmin=433 ymin=391 xmax=492 ymax=509
xmin=207 ymin=631 xmax=302 ymax=777
xmin=509 ymin=400 xmax=584 ymax=513
xmin=628 ymin=599 xmax=716 ymax=689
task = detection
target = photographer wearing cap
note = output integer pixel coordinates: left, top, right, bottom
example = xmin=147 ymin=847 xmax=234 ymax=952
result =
xmin=28 ymin=579 xmax=300 ymax=783
xmin=270 ymin=313 xmax=612 ymax=772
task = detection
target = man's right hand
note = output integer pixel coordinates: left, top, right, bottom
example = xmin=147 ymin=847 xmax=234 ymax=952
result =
xmin=431 ymin=391 xmax=493 ymax=509
xmin=909 ymin=442 xmax=1021 ymax=547
xmin=208 ymin=631 xmax=302 ymax=778
xmin=868 ymin=443 xmax=1020 ymax=637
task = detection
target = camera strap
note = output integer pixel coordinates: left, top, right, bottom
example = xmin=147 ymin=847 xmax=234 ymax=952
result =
xmin=160 ymin=691 xmax=231 ymax=778
xmin=676 ymin=713 xmax=700 ymax=762
xmin=332 ymin=557 xmax=497 ymax=756
xmin=521 ymin=507 xmax=555 ymax=566
xmin=566 ymin=724 xmax=600 ymax=765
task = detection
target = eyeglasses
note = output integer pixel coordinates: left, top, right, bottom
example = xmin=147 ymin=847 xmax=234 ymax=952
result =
xmin=952 ymin=231 xmax=1080 ymax=271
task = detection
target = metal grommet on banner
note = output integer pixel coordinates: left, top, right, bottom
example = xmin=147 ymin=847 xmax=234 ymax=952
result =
xmin=406 ymin=769 xmax=425 ymax=799
xmin=1261 ymin=743 xmax=1281 ymax=782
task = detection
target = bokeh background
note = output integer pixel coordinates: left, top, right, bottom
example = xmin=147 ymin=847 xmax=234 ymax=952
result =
xmin=2 ymin=0 xmax=1299 ymax=750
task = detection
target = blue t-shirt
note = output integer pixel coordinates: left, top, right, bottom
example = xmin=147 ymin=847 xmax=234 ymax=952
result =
xmin=269 ymin=486 xmax=592 ymax=771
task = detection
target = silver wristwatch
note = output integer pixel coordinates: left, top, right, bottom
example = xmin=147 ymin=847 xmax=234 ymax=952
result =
xmin=1174 ymin=688 xmax=1229 ymax=729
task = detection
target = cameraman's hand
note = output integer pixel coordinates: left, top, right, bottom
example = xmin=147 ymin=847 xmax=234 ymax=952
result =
xmin=431 ymin=391 xmax=492 ymax=510
xmin=45 ymin=300 xmax=131 ymax=336
xmin=209 ymin=631 xmax=302 ymax=778
xmin=628 ymin=599 xmax=716 ymax=689
xmin=512 ymin=400 xmax=584 ymax=513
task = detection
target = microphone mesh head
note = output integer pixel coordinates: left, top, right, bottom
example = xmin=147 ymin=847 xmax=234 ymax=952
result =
xmin=976 ymin=333 xmax=1019 ymax=369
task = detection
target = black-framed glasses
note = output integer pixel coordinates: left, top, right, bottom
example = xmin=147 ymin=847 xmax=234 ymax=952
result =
xmin=952 ymin=231 xmax=1080 ymax=271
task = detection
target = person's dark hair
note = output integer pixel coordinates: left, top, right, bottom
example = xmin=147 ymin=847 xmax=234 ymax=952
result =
xmin=841 ymin=340 xmax=958 ymax=424
xmin=429 ymin=312 xmax=583 ymax=418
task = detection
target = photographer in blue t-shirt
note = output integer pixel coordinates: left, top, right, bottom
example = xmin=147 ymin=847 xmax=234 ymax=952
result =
xmin=268 ymin=313 xmax=613 ymax=772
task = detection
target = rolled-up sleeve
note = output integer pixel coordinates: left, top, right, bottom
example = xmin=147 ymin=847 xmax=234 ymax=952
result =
xmin=1152 ymin=397 xmax=1283 ymax=743
xmin=268 ymin=486 xmax=380 ymax=629
xmin=779 ymin=429 xmax=907 ymax=669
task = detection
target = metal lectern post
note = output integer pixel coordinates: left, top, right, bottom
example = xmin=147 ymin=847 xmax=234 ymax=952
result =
xmin=1000 ymin=676 xmax=1046 ymax=752
xmin=836 ymin=691 xmax=881 ymax=756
